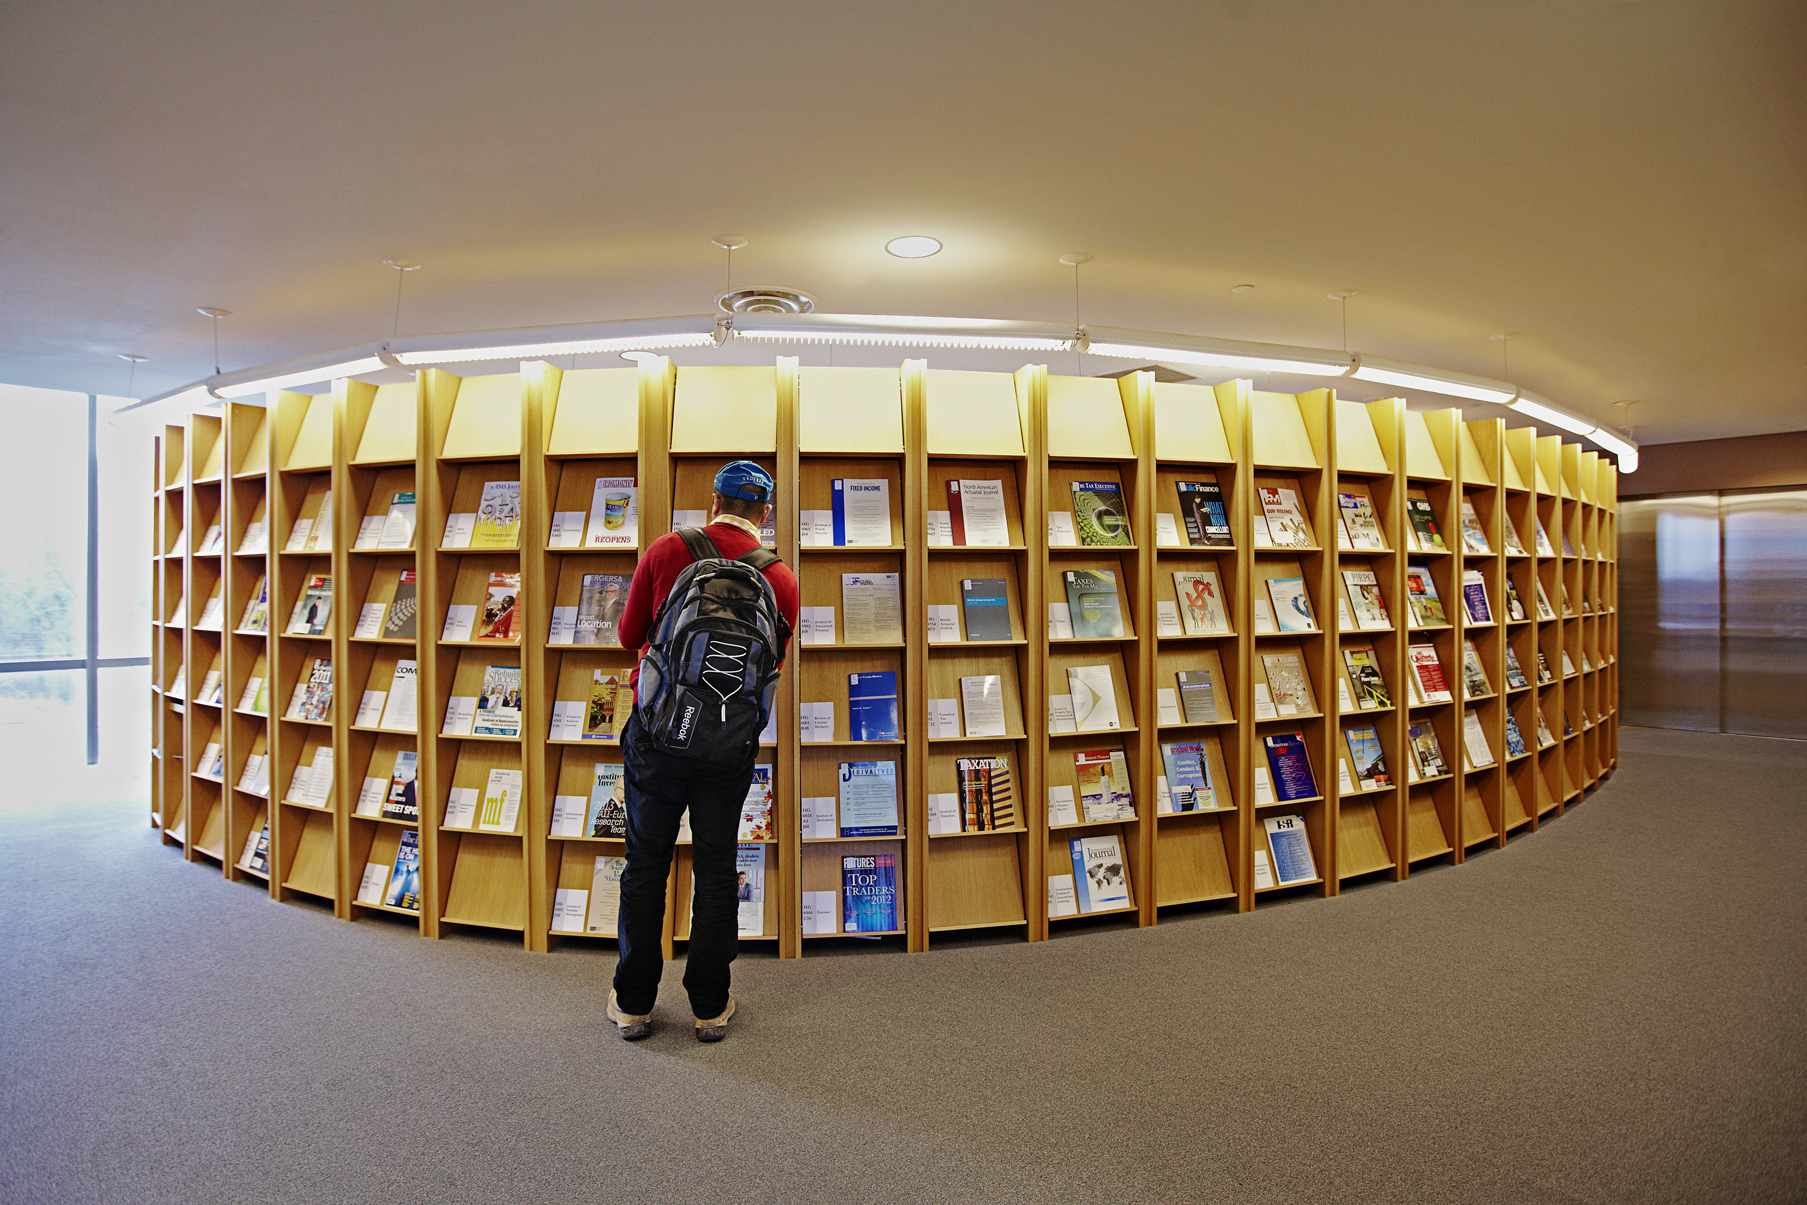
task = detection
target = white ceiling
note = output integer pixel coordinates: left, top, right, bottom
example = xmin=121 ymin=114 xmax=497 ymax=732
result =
xmin=3 ymin=0 xmax=1803 ymax=446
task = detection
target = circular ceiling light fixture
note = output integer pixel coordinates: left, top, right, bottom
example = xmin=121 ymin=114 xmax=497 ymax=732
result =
xmin=716 ymin=287 xmax=817 ymax=315
xmin=618 ymin=350 xmax=662 ymax=362
xmin=885 ymin=236 xmax=941 ymax=259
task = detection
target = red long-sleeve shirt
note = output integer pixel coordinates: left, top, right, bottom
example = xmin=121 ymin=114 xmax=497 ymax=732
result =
xmin=618 ymin=521 xmax=800 ymax=692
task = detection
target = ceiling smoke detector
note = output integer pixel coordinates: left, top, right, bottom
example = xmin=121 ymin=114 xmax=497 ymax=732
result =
xmin=716 ymin=287 xmax=817 ymax=315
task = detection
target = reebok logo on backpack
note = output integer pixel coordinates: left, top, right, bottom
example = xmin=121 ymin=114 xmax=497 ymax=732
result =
xmin=635 ymin=529 xmax=790 ymax=762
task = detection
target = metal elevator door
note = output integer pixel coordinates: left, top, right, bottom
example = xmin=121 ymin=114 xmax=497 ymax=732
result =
xmin=1721 ymin=489 xmax=1807 ymax=739
xmin=1620 ymin=487 xmax=1807 ymax=738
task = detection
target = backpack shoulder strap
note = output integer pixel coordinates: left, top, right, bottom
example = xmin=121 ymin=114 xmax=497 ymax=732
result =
xmin=735 ymin=547 xmax=781 ymax=573
xmin=675 ymin=527 xmax=721 ymax=563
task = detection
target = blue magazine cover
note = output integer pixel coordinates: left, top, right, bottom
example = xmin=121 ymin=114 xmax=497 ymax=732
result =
xmin=841 ymin=854 xmax=898 ymax=932
xmin=847 ymin=671 xmax=899 ymax=741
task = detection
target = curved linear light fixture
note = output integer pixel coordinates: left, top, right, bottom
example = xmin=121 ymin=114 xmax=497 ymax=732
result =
xmin=120 ymin=311 xmax=1636 ymax=469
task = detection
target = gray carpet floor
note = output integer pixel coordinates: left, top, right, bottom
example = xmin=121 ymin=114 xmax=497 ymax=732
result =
xmin=3 ymin=727 xmax=1804 ymax=1205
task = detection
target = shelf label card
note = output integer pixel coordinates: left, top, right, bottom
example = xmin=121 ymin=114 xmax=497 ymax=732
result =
xmin=1047 ymin=603 xmax=1074 ymax=640
xmin=925 ymin=604 xmax=960 ymax=644
xmin=549 ymin=795 xmax=587 ymax=838
xmin=355 ymin=777 xmax=386 ymax=817
xmin=1155 ymin=513 xmax=1182 ymax=547
xmin=800 ymin=797 xmax=838 ymax=841
xmin=1156 ymin=688 xmax=1183 ymax=727
xmin=1047 ymin=785 xmax=1079 ymax=827
xmin=1156 ymin=601 xmax=1184 ymax=638
xmin=1048 ymin=694 xmax=1077 ymax=734
xmin=671 ymin=509 xmax=707 ymax=530
xmin=926 ymin=792 xmax=960 ymax=835
xmin=1253 ymin=850 xmax=1276 ymax=890
xmin=1253 ymin=683 xmax=1278 ymax=721
xmin=802 ymin=890 xmax=838 ymax=934
xmin=1337 ymin=597 xmax=1353 ymax=630
xmin=441 ymin=604 xmax=477 ymax=643
xmin=1047 ymin=511 xmax=1078 ymax=547
xmin=548 ymin=606 xmax=578 ymax=646
xmin=443 ymin=787 xmax=479 ymax=830
xmin=238 ymin=521 xmax=267 ymax=554
xmin=1337 ymin=678 xmax=1356 ymax=714
xmin=354 ymin=516 xmax=385 ymax=550
xmin=1338 ymin=759 xmax=1356 ymax=795
xmin=799 ymin=510 xmax=834 ymax=547
xmin=758 ymin=707 xmax=777 ymax=745
xmin=547 ymin=511 xmax=586 ymax=548
xmin=1048 ymin=874 xmax=1079 ymax=918
xmin=1156 ymin=774 xmax=1173 ymax=815
xmin=303 ymin=748 xmax=334 ymax=809
xmin=799 ymin=702 xmax=834 ymax=743
xmin=1253 ymin=766 xmax=1277 ymax=806
xmin=356 ymin=863 xmax=390 ymax=905
xmin=442 ymin=695 xmax=477 ymax=736
xmin=548 ymin=700 xmax=585 ymax=743
xmin=799 ymin=606 xmax=837 ymax=646
xmin=353 ymin=603 xmax=387 ymax=640
xmin=442 ymin=512 xmax=476 ymax=549
xmin=550 ymin=888 xmax=590 ymax=933
xmin=925 ymin=511 xmax=953 ymax=546
xmin=284 ymin=519 xmax=314 ymax=552
xmin=927 ymin=698 xmax=960 ymax=740
xmin=353 ymin=690 xmax=387 ymax=729
xmin=1253 ymin=600 xmax=1277 ymax=634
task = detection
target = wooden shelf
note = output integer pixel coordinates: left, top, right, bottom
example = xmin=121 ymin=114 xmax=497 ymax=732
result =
xmin=147 ymin=360 xmax=1614 ymax=955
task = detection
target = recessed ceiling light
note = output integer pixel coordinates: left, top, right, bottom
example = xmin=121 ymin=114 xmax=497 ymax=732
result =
xmin=1231 ymin=284 xmax=1256 ymax=294
xmin=886 ymin=236 xmax=942 ymax=259
xmin=619 ymin=350 xmax=661 ymax=362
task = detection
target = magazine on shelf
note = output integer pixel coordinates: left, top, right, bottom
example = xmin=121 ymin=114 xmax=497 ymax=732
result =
xmin=587 ymin=763 xmax=627 ymax=838
xmin=1461 ymin=640 xmax=1492 ymax=699
xmin=1341 ymin=569 xmax=1390 ymax=630
xmin=1062 ymin=569 xmax=1124 ymax=639
xmin=1461 ymin=569 xmax=1493 ymax=624
xmin=1263 ymin=815 xmax=1317 ymax=885
xmin=1069 ymin=833 xmax=1131 ymax=913
xmin=959 ymin=578 xmax=1011 ymax=642
xmin=572 ymin=573 xmax=630 ymax=646
xmin=476 ymin=571 xmax=521 ymax=642
xmin=1172 ymin=570 xmax=1231 ymax=635
xmin=1344 ymin=726 xmax=1390 ymax=790
xmin=954 ymin=756 xmax=1015 ymax=831
xmin=1266 ymin=577 xmax=1316 ymax=633
xmin=1263 ymin=734 xmax=1318 ymax=801
xmin=286 ymin=575 xmax=333 ymax=636
xmin=1406 ymin=497 xmax=1445 ymax=551
xmin=946 ymin=479 xmax=1010 ymax=547
xmin=1342 ymin=646 xmax=1391 ymax=710
xmin=1260 ymin=652 xmax=1315 ymax=717
xmin=1074 ymin=748 xmax=1135 ymax=822
xmin=1459 ymin=499 xmax=1492 ymax=554
xmin=585 ymin=478 xmax=638 ymax=547
xmin=838 ymin=761 xmax=899 ymax=837
xmin=1408 ymin=721 xmax=1449 ymax=779
xmin=383 ymin=571 xmax=418 ymax=640
xmin=1159 ymin=742 xmax=1216 ymax=812
xmin=380 ymin=751 xmax=420 ymax=822
xmin=472 ymin=665 xmax=523 ymax=738
xmin=1257 ymin=487 xmax=1314 ymax=548
xmin=1070 ymin=480 xmax=1132 ymax=546
xmin=1066 ymin=664 xmax=1120 ymax=732
xmin=1408 ymin=644 xmax=1454 ymax=703
xmin=1404 ymin=565 xmax=1446 ymax=627
xmin=841 ymin=854 xmax=899 ymax=932
xmin=470 ymin=480 xmax=521 ymax=549
xmin=1176 ymin=480 xmax=1232 ymax=548
xmin=1337 ymin=492 xmax=1386 ymax=550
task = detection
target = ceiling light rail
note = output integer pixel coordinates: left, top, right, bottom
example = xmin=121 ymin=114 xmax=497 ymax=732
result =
xmin=118 ymin=311 xmax=1637 ymax=469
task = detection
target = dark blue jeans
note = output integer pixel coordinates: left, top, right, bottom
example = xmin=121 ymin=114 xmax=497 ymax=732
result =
xmin=611 ymin=715 xmax=753 ymax=1019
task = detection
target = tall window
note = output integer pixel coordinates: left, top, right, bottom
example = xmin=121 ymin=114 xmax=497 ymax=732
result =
xmin=0 ymin=383 xmax=152 ymax=806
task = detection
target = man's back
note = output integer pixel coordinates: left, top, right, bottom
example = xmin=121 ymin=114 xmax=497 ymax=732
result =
xmin=617 ymin=521 xmax=800 ymax=678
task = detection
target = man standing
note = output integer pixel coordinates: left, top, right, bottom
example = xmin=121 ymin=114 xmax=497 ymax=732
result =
xmin=607 ymin=461 xmax=798 ymax=1042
